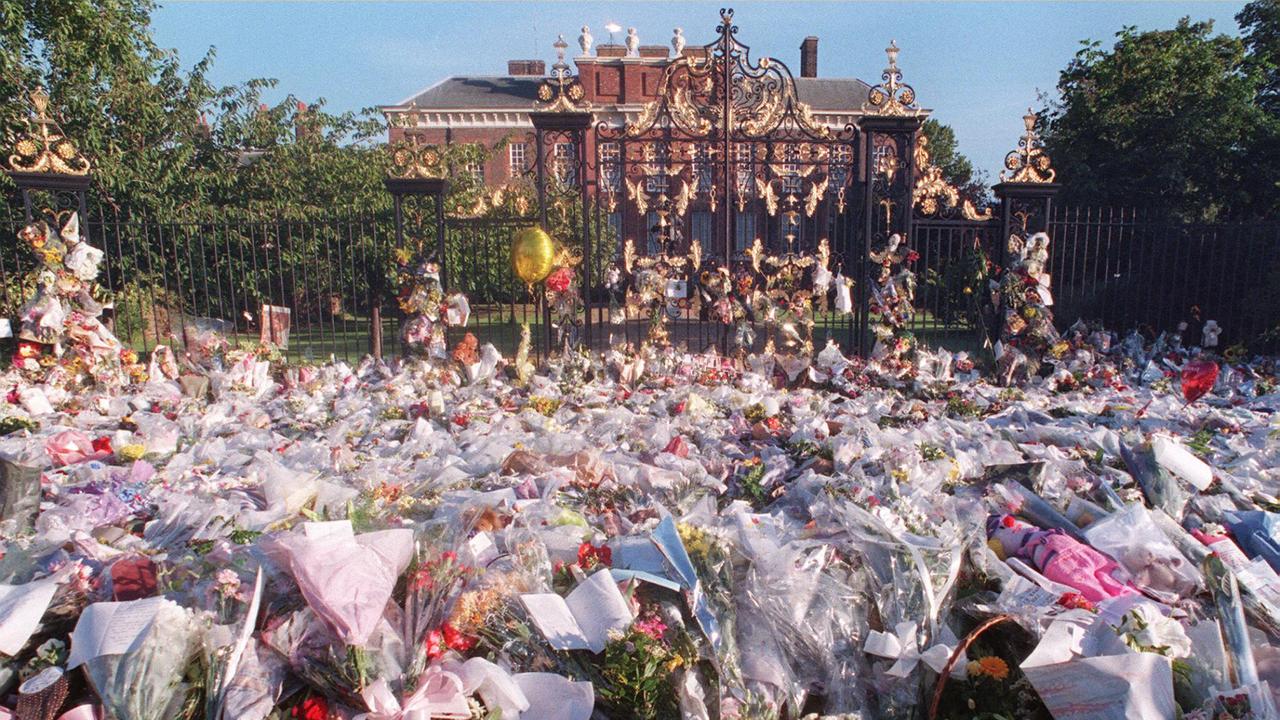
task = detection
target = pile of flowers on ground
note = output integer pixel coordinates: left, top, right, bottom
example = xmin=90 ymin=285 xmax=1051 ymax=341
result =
xmin=0 ymin=312 xmax=1278 ymax=720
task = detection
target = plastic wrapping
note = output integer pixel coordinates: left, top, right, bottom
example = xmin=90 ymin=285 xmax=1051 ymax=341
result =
xmin=1085 ymin=504 xmax=1203 ymax=603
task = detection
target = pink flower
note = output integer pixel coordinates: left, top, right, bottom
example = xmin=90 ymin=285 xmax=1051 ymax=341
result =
xmin=634 ymin=614 xmax=668 ymax=641
xmin=215 ymin=568 xmax=242 ymax=599
xmin=425 ymin=628 xmax=447 ymax=660
xmin=545 ymin=266 xmax=573 ymax=293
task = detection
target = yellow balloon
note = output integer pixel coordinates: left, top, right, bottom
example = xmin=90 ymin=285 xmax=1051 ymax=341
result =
xmin=512 ymin=227 xmax=556 ymax=284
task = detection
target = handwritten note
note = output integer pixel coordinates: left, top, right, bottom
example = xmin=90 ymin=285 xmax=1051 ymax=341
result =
xmin=68 ymin=596 xmax=169 ymax=668
xmin=1020 ymin=612 xmax=1177 ymax=720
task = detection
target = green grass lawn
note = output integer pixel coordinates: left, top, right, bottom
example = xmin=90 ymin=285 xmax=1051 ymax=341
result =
xmin=92 ymin=299 xmax=992 ymax=368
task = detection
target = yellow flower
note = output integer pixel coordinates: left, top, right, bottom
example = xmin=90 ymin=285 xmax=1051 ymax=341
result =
xmin=967 ymin=656 xmax=1009 ymax=681
xmin=117 ymin=444 xmax=146 ymax=462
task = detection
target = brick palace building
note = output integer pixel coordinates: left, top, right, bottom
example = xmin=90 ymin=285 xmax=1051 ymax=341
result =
xmin=380 ymin=26 xmax=882 ymax=254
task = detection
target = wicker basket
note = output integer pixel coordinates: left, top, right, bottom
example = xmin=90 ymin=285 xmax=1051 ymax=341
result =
xmin=926 ymin=613 xmax=1015 ymax=720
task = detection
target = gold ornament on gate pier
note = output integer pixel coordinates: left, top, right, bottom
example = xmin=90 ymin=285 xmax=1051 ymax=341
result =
xmin=1000 ymin=109 xmax=1056 ymax=183
xmin=388 ymin=141 xmax=444 ymax=180
xmin=912 ymin=135 xmax=993 ymax=221
xmin=863 ymin=41 xmax=923 ymax=117
xmin=6 ymin=88 xmax=90 ymax=175
xmin=512 ymin=227 xmax=557 ymax=285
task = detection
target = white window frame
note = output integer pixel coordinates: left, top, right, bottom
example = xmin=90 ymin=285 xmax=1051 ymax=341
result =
xmin=599 ymin=142 xmax=621 ymax=190
xmin=553 ymin=142 xmax=577 ymax=185
xmin=644 ymin=143 xmax=670 ymax=194
xmin=782 ymin=144 xmax=802 ymax=194
xmin=508 ymin=142 xmax=527 ymax=177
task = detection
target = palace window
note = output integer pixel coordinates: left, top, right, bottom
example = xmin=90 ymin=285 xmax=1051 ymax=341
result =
xmin=508 ymin=142 xmax=528 ymax=177
xmin=734 ymin=213 xmax=756 ymax=252
xmin=781 ymin=144 xmax=802 ymax=194
xmin=644 ymin=143 xmax=670 ymax=194
xmin=692 ymin=145 xmax=713 ymax=190
xmin=733 ymin=143 xmax=755 ymax=197
xmin=690 ymin=211 xmax=712 ymax=247
xmin=554 ymin=142 xmax=577 ymax=185
xmin=829 ymin=143 xmax=853 ymax=188
xmin=599 ymin=142 xmax=621 ymax=190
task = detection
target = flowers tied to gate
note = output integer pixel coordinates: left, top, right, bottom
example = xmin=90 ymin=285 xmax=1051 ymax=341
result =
xmin=546 ymin=266 xmax=574 ymax=293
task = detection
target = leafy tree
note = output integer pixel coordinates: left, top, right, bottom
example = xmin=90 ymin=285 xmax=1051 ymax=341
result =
xmin=1239 ymin=0 xmax=1280 ymax=115
xmin=1040 ymin=19 xmax=1268 ymax=220
xmin=0 ymin=0 xmax=394 ymax=218
xmin=1237 ymin=1 xmax=1280 ymax=216
xmin=920 ymin=118 xmax=985 ymax=200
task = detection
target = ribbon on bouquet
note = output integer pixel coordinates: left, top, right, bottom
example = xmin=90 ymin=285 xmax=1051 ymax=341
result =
xmin=0 ymin=667 xmax=100 ymax=720
xmin=356 ymin=666 xmax=472 ymax=720
xmin=864 ymin=620 xmax=961 ymax=678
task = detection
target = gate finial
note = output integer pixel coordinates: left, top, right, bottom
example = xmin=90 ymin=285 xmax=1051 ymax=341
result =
xmin=537 ymin=35 xmax=589 ymax=112
xmin=863 ymin=40 xmax=922 ymax=117
xmin=6 ymin=87 xmax=91 ymax=176
xmin=1000 ymin=108 xmax=1056 ymax=183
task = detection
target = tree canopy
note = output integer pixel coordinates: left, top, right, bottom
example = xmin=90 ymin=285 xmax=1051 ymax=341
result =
xmin=1041 ymin=10 xmax=1279 ymax=219
xmin=920 ymin=118 xmax=986 ymax=204
xmin=0 ymin=0 xmax=392 ymax=218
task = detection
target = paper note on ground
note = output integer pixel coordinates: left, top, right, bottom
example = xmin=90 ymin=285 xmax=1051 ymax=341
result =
xmin=514 ymin=673 xmax=593 ymax=720
xmin=68 ymin=596 xmax=168 ymax=668
xmin=521 ymin=569 xmax=632 ymax=653
xmin=0 ymin=577 xmax=60 ymax=655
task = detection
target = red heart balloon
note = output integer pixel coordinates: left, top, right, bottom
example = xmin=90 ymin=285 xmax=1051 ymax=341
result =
xmin=1181 ymin=359 xmax=1220 ymax=405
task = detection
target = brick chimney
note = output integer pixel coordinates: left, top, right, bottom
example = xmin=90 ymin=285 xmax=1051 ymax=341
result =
xmin=295 ymin=101 xmax=311 ymax=141
xmin=800 ymin=36 xmax=818 ymax=78
xmin=508 ymin=60 xmax=547 ymax=76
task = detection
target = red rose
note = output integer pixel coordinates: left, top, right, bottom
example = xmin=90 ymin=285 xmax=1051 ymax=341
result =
xmin=292 ymin=697 xmax=329 ymax=720
xmin=443 ymin=622 xmax=476 ymax=653
xmin=92 ymin=436 xmax=113 ymax=455
xmin=906 ymin=250 xmax=920 ymax=263
xmin=545 ymin=266 xmax=573 ymax=293
xmin=577 ymin=541 xmax=612 ymax=568
xmin=1057 ymin=592 xmax=1096 ymax=612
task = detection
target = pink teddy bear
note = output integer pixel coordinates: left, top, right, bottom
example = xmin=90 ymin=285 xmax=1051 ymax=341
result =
xmin=987 ymin=514 xmax=1138 ymax=602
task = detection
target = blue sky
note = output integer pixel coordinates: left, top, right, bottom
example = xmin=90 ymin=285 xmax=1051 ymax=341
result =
xmin=150 ymin=1 xmax=1247 ymax=175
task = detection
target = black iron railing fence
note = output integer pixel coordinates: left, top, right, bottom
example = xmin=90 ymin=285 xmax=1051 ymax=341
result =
xmin=1 ymin=202 xmax=397 ymax=363
xmin=1045 ymin=206 xmax=1280 ymax=350
xmin=2 ymin=200 xmax=1277 ymax=362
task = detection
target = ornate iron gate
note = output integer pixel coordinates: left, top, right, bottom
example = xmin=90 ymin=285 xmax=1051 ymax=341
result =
xmin=579 ymin=9 xmax=864 ymax=354
xmin=382 ymin=8 xmax=1062 ymax=361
